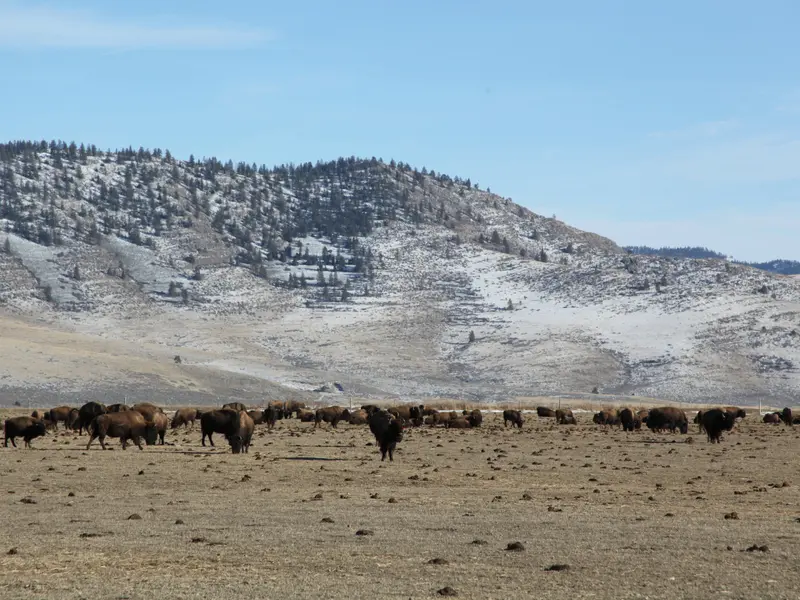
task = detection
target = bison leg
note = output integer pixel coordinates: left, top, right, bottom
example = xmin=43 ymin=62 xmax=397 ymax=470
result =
xmin=159 ymin=431 xmax=165 ymax=445
xmin=133 ymin=435 xmax=144 ymax=450
xmin=86 ymin=434 xmax=96 ymax=450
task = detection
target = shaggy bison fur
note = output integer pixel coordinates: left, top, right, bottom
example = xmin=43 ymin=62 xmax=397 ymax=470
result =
xmin=503 ymin=409 xmax=524 ymax=428
xmin=4 ymin=416 xmax=47 ymax=448
xmin=87 ymin=411 xmax=157 ymax=450
xmin=645 ymin=407 xmax=688 ymax=434
xmin=701 ymin=408 xmax=737 ymax=443
xmin=367 ymin=409 xmax=403 ymax=461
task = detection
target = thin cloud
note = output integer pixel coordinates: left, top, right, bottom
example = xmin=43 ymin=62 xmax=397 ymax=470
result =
xmin=0 ymin=4 xmax=272 ymax=50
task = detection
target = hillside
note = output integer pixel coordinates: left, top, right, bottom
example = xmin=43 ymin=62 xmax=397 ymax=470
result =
xmin=625 ymin=246 xmax=800 ymax=275
xmin=1 ymin=140 xmax=799 ymax=405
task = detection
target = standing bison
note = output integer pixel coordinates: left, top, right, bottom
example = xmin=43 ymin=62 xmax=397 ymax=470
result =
xmin=593 ymin=410 xmax=620 ymax=427
xmin=367 ymin=409 xmax=403 ymax=461
xmin=106 ymin=403 xmax=131 ymax=413
xmin=86 ymin=411 xmax=157 ymax=450
xmin=229 ymin=411 xmax=255 ymax=454
xmin=619 ymin=408 xmax=636 ymax=432
xmin=503 ymin=409 xmax=524 ymax=428
xmin=701 ymin=408 xmax=736 ymax=443
xmin=4 ymin=417 xmax=47 ymax=448
xmin=222 ymin=402 xmax=247 ymax=412
xmin=200 ymin=409 xmax=241 ymax=447
xmin=780 ymin=407 xmax=793 ymax=426
xmin=77 ymin=402 xmax=107 ymax=434
xmin=171 ymin=408 xmax=200 ymax=430
xmin=694 ymin=410 xmax=706 ymax=433
xmin=645 ymin=407 xmax=688 ymax=434
xmin=315 ymin=406 xmax=348 ymax=428
xmin=48 ymin=406 xmax=73 ymax=429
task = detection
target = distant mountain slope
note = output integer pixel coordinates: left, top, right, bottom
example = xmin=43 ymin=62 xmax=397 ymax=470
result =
xmin=625 ymin=246 xmax=800 ymax=275
xmin=1 ymin=140 xmax=799 ymax=405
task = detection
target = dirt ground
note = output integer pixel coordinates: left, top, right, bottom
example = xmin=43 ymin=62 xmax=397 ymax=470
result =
xmin=1 ymin=408 xmax=799 ymax=600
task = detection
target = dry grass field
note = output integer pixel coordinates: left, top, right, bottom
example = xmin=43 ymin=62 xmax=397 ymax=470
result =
xmin=1 ymin=408 xmax=799 ymax=600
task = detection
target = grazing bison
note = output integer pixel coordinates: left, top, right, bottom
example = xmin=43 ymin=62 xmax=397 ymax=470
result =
xmin=297 ymin=409 xmax=316 ymax=422
xmin=724 ymin=406 xmax=746 ymax=421
xmin=503 ymin=409 xmax=524 ymax=428
xmin=132 ymin=403 xmax=164 ymax=421
xmin=48 ymin=405 xmax=73 ymax=429
xmin=229 ymin=411 xmax=255 ymax=454
xmin=106 ymin=403 xmax=131 ymax=413
xmin=367 ymin=409 xmax=404 ymax=461
xmin=87 ymin=411 xmax=157 ymax=450
xmin=593 ymin=410 xmax=620 ymax=427
xmin=200 ymin=409 xmax=243 ymax=447
xmin=781 ymin=407 xmax=793 ymax=426
xmin=556 ymin=409 xmax=577 ymax=425
xmin=66 ymin=408 xmax=80 ymax=430
xmin=264 ymin=405 xmax=282 ymax=429
xmin=171 ymin=408 xmax=200 ymax=430
xmin=4 ymin=417 xmax=47 ymax=448
xmin=763 ymin=412 xmax=782 ymax=424
xmin=694 ymin=410 xmax=706 ymax=433
xmin=619 ymin=408 xmax=636 ymax=432
xmin=537 ymin=406 xmax=556 ymax=418
xmin=463 ymin=409 xmax=483 ymax=427
xmin=701 ymin=408 xmax=736 ymax=443
xmin=77 ymin=402 xmax=107 ymax=434
xmin=315 ymin=406 xmax=349 ymax=428
xmin=645 ymin=407 xmax=688 ymax=434
xmin=222 ymin=402 xmax=247 ymax=412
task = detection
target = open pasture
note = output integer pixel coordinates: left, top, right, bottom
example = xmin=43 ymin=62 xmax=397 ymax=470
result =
xmin=2 ymin=407 xmax=799 ymax=599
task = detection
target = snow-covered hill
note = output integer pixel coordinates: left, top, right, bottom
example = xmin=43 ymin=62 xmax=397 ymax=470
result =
xmin=1 ymin=140 xmax=798 ymax=405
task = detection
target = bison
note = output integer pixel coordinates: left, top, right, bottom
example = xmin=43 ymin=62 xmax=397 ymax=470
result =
xmin=446 ymin=417 xmax=472 ymax=429
xmin=171 ymin=408 xmax=200 ymax=430
xmin=106 ymin=403 xmax=131 ymax=413
xmin=463 ymin=409 xmax=483 ymax=427
xmin=388 ymin=404 xmax=423 ymax=425
xmin=503 ymin=409 xmax=524 ymax=428
xmin=222 ymin=402 xmax=247 ymax=412
xmin=77 ymin=402 xmax=107 ymax=435
xmin=346 ymin=409 xmax=369 ymax=425
xmin=555 ymin=409 xmax=576 ymax=425
xmin=282 ymin=400 xmax=307 ymax=417
xmin=297 ymin=409 xmax=316 ymax=422
xmin=315 ymin=406 xmax=349 ymax=428
xmin=701 ymin=408 xmax=736 ymax=443
xmin=66 ymin=408 xmax=80 ymax=430
xmin=86 ymin=411 xmax=157 ymax=450
xmin=619 ymin=408 xmax=636 ymax=432
xmin=48 ymin=405 xmax=73 ymax=429
xmin=763 ymin=412 xmax=782 ymax=424
xmin=537 ymin=406 xmax=556 ymax=418
xmin=4 ymin=416 xmax=47 ymax=448
xmin=229 ymin=411 xmax=254 ymax=454
xmin=724 ymin=406 xmax=746 ymax=421
xmin=367 ymin=409 xmax=403 ymax=461
xmin=645 ymin=407 xmax=688 ymax=434
xmin=694 ymin=410 xmax=706 ymax=433
xmin=200 ymin=409 xmax=241 ymax=447
xmin=132 ymin=403 xmax=164 ymax=421
xmin=780 ymin=407 xmax=793 ymax=426
xmin=593 ymin=410 xmax=620 ymax=427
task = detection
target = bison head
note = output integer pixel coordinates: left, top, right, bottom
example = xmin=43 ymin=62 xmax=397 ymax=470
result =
xmin=143 ymin=422 xmax=159 ymax=446
xmin=31 ymin=421 xmax=47 ymax=437
xmin=229 ymin=435 xmax=244 ymax=454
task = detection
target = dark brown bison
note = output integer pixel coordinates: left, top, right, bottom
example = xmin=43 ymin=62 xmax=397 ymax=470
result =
xmin=297 ymin=409 xmax=316 ymax=422
xmin=132 ymin=403 xmax=164 ymax=421
xmin=31 ymin=410 xmax=42 ymax=419
xmin=106 ymin=403 xmax=131 ymax=413
xmin=315 ymin=406 xmax=348 ymax=428
xmin=346 ymin=409 xmax=369 ymax=425
xmin=781 ymin=407 xmax=793 ymax=426
xmin=463 ymin=409 xmax=483 ymax=427
xmin=87 ymin=411 xmax=157 ymax=450
xmin=619 ymin=408 xmax=636 ymax=432
xmin=222 ymin=402 xmax=247 ymax=412
xmin=48 ymin=405 xmax=73 ymax=429
xmin=4 ymin=416 xmax=47 ymax=448
xmin=229 ymin=411 xmax=254 ymax=454
xmin=694 ymin=410 xmax=706 ymax=433
xmin=645 ymin=407 xmax=688 ymax=434
xmin=537 ymin=406 xmax=556 ymax=418
xmin=77 ymin=402 xmax=107 ymax=434
xmin=503 ymin=409 xmax=524 ymax=428
xmin=701 ymin=408 xmax=736 ymax=443
xmin=367 ymin=409 xmax=403 ymax=461
xmin=247 ymin=409 xmax=268 ymax=425
xmin=171 ymin=408 xmax=200 ymax=429
xmin=200 ymin=409 xmax=242 ymax=447
xmin=763 ymin=412 xmax=781 ymax=424
xmin=724 ymin=406 xmax=746 ymax=421
xmin=282 ymin=400 xmax=307 ymax=417
xmin=388 ymin=404 xmax=423 ymax=425
xmin=636 ymin=409 xmax=649 ymax=424
xmin=593 ymin=409 xmax=620 ymax=427
xmin=556 ymin=409 xmax=577 ymax=425
xmin=66 ymin=408 xmax=80 ymax=430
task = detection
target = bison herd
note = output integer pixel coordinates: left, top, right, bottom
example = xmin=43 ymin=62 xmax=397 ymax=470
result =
xmin=4 ymin=400 xmax=799 ymax=458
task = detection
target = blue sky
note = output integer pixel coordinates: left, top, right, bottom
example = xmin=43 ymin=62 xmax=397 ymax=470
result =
xmin=1 ymin=1 xmax=798 ymax=261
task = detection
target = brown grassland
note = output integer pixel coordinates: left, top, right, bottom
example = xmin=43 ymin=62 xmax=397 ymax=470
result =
xmin=1 ymin=407 xmax=799 ymax=600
